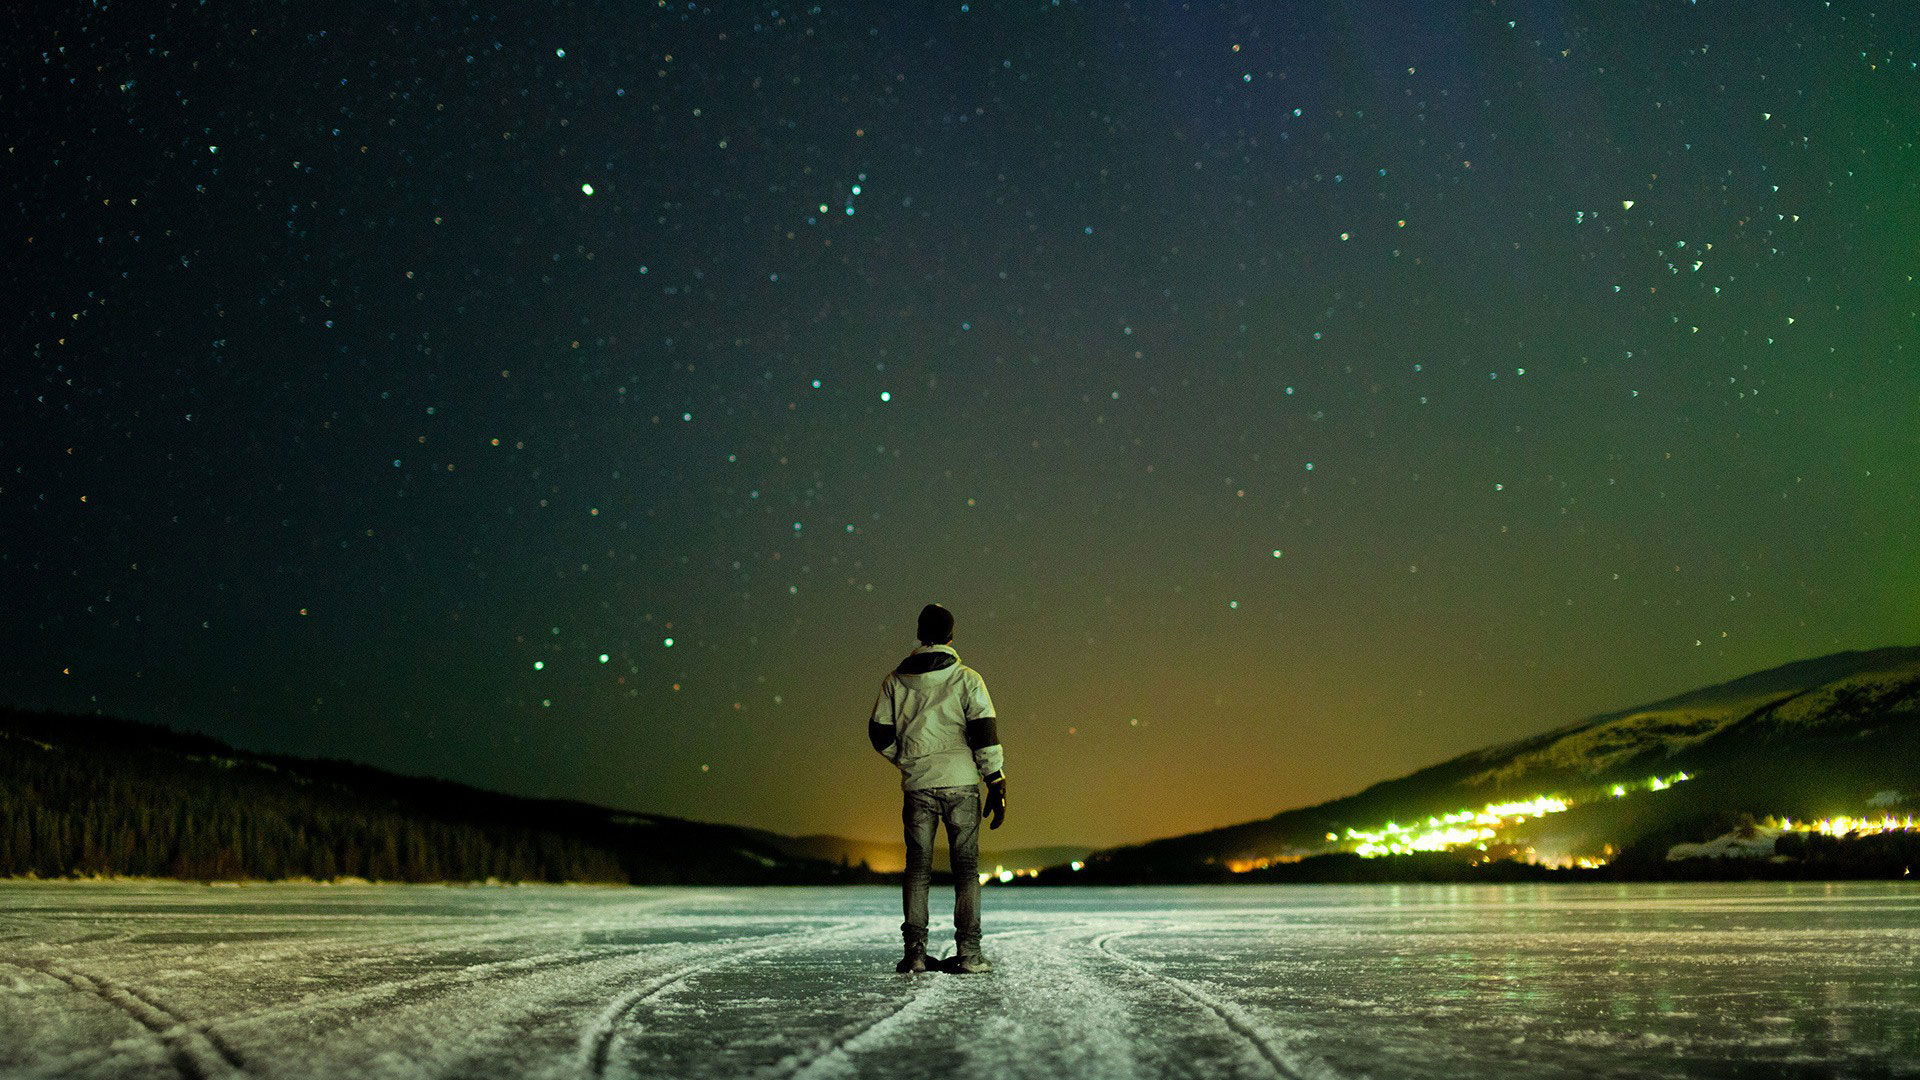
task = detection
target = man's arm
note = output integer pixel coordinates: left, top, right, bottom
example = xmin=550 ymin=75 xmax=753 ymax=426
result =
xmin=964 ymin=714 xmax=1004 ymax=781
xmin=868 ymin=677 xmax=898 ymax=756
xmin=963 ymin=670 xmax=1003 ymax=780
xmin=967 ymin=713 xmax=1007 ymax=830
xmin=963 ymin=671 xmax=1007 ymax=828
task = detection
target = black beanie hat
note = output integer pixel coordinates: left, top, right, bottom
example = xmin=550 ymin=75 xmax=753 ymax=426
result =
xmin=917 ymin=603 xmax=955 ymax=644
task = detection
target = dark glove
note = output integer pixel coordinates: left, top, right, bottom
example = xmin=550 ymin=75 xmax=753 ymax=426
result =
xmin=983 ymin=776 xmax=1007 ymax=830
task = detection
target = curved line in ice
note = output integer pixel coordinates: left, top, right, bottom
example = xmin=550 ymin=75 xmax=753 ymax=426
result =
xmin=1092 ymin=929 xmax=1342 ymax=1080
xmin=27 ymin=960 xmax=249 ymax=1080
xmin=758 ymin=926 xmax=1054 ymax=1080
xmin=205 ymin=944 xmax=650 ymax=1033
xmin=763 ymin=975 xmax=943 ymax=1080
xmin=580 ymin=920 xmax=867 ymax=1080
xmin=201 ymin=909 xmax=821 ymax=1032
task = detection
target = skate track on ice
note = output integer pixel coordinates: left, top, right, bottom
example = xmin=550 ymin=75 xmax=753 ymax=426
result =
xmin=2 ymin=882 xmax=1916 ymax=1079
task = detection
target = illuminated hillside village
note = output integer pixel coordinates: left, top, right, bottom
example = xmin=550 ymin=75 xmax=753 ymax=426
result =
xmin=990 ymin=772 xmax=1918 ymax=883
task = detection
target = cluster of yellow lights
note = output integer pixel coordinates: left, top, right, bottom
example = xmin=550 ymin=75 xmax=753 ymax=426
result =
xmin=979 ymin=862 xmax=1075 ymax=885
xmin=1610 ymin=771 xmax=1689 ymax=797
xmin=981 ymin=860 xmax=1084 ymax=884
xmin=1785 ymin=814 xmax=1919 ymax=838
xmin=1341 ymin=772 xmax=1693 ymax=858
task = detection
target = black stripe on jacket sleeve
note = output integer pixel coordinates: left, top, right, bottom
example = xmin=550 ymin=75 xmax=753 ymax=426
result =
xmin=964 ymin=715 xmax=1000 ymax=750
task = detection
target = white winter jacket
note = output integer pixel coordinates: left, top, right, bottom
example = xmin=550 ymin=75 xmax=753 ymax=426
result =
xmin=868 ymin=644 xmax=1005 ymax=791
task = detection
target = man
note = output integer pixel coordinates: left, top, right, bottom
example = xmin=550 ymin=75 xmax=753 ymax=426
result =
xmin=868 ymin=603 xmax=1007 ymax=975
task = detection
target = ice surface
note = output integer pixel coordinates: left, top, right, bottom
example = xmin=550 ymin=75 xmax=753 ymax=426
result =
xmin=1 ymin=882 xmax=1915 ymax=1079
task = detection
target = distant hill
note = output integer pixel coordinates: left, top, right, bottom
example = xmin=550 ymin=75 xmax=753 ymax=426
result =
xmin=773 ymin=835 xmax=1091 ymax=876
xmin=1067 ymin=647 xmax=1920 ymax=882
xmin=0 ymin=708 xmax=884 ymax=885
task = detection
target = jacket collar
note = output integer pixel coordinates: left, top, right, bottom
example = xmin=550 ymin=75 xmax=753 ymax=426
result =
xmin=897 ymin=643 xmax=959 ymax=675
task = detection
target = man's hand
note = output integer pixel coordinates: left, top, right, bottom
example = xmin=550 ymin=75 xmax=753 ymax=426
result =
xmin=983 ymin=775 xmax=1007 ymax=830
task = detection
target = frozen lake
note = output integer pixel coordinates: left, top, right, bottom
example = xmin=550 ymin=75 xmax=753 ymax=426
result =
xmin=1 ymin=882 xmax=1914 ymax=1079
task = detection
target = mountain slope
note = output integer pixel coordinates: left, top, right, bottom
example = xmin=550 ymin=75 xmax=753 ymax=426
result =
xmin=1076 ymin=647 xmax=1920 ymax=881
xmin=0 ymin=707 xmax=880 ymax=884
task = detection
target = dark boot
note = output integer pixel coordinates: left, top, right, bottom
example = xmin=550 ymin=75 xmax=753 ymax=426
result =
xmin=895 ymin=944 xmax=928 ymax=974
xmin=940 ymin=951 xmax=993 ymax=974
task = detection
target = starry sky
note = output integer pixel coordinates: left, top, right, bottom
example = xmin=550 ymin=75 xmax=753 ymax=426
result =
xmin=6 ymin=1 xmax=1917 ymax=850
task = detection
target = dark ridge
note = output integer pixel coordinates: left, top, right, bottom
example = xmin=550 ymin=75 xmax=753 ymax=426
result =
xmin=0 ymin=706 xmax=884 ymax=885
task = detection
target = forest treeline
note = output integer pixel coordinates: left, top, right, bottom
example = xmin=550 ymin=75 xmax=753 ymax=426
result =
xmin=0 ymin=708 xmax=877 ymax=885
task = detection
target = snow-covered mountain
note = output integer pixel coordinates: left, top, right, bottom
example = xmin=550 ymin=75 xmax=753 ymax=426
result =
xmin=1076 ymin=647 xmax=1920 ymax=881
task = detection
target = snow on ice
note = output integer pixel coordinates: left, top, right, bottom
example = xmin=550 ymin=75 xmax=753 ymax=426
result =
xmin=0 ymin=882 xmax=1916 ymax=1079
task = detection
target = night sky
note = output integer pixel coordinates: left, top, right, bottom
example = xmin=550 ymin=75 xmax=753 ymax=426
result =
xmin=6 ymin=2 xmax=1917 ymax=850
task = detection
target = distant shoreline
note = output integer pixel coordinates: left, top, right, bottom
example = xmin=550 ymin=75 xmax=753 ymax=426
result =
xmin=7 ymin=863 xmax=1914 ymax=888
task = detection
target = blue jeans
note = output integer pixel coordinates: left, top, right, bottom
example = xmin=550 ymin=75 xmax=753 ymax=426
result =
xmin=902 ymin=785 xmax=981 ymax=955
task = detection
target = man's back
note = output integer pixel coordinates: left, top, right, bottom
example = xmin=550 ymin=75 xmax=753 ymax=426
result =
xmin=873 ymin=644 xmax=999 ymax=791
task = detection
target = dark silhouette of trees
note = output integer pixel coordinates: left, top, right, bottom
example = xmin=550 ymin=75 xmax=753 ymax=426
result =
xmin=0 ymin=708 xmax=878 ymax=885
